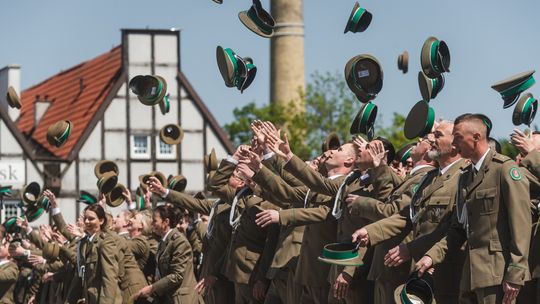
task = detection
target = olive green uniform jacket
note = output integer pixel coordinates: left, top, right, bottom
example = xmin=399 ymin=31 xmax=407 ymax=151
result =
xmin=347 ymin=165 xmax=433 ymax=284
xmin=153 ymin=228 xmax=202 ymax=304
xmin=365 ymin=158 xmax=468 ymax=297
xmin=426 ymin=151 xmax=531 ymax=291
xmin=0 ymin=260 xmax=18 ymax=304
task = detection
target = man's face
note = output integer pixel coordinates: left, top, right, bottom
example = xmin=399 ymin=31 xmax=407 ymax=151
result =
xmin=128 ymin=213 xmax=144 ymax=233
xmin=356 ymin=140 xmax=383 ymax=168
xmin=152 ymin=212 xmax=168 ymax=237
xmin=452 ymin=123 xmax=474 ymax=159
xmin=429 ymin=124 xmax=454 ymax=160
xmin=228 ymin=169 xmax=246 ymax=189
xmin=325 ymin=143 xmax=355 ymax=169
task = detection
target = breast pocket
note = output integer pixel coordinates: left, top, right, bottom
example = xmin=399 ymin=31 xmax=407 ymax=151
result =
xmin=476 ymin=188 xmax=497 ymax=215
xmin=425 ymin=196 xmax=451 ymax=223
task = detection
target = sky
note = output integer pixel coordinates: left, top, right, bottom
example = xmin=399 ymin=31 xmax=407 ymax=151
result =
xmin=1 ymin=0 xmax=540 ymax=139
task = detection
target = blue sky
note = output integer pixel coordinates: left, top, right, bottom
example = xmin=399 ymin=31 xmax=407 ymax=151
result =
xmin=1 ymin=0 xmax=540 ymax=139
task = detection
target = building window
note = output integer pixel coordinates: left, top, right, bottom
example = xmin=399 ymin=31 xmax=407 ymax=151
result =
xmin=156 ymin=138 xmax=176 ymax=159
xmin=131 ymin=135 xmax=150 ymax=159
xmin=1 ymin=201 xmax=22 ymax=220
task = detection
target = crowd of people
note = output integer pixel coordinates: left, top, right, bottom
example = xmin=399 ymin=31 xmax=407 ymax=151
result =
xmin=0 ymin=117 xmax=539 ymax=304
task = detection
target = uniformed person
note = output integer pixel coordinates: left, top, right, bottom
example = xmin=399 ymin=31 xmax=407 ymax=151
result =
xmin=257 ymin=132 xmax=399 ymax=304
xmin=134 ymin=204 xmax=202 ymax=304
xmin=416 ymin=114 xmax=531 ymax=304
xmin=207 ymin=148 xmax=280 ymax=304
xmin=127 ymin=211 xmax=157 ymax=285
xmin=352 ymin=121 xmax=467 ymax=304
xmin=0 ymin=238 xmax=18 ymax=304
xmin=506 ymin=129 xmax=540 ymax=304
xmin=147 ymin=177 xmax=235 ymax=304
xmin=344 ymin=136 xmax=436 ymax=304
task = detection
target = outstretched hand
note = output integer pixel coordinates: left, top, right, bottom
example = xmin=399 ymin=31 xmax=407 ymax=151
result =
xmin=368 ymin=140 xmax=387 ymax=168
xmin=264 ymin=130 xmax=293 ymax=161
xmin=510 ymin=128 xmax=535 ymax=156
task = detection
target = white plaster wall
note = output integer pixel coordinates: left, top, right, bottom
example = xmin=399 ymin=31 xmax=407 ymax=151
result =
xmin=206 ymin=128 xmax=229 ymax=160
xmin=156 ymin=162 xmax=178 ymax=177
xmin=128 ymin=34 xmax=151 ymax=64
xmin=104 ymin=98 xmax=127 ymax=129
xmin=154 ymin=35 xmax=178 ymax=65
xmin=181 ymin=99 xmax=203 ymax=130
xmin=181 ymin=132 xmax=204 ymax=160
xmin=0 ymin=120 xmax=24 ymax=154
xmin=61 ymin=163 xmax=76 ymax=192
xmin=79 ymin=121 xmax=101 ymax=160
xmin=26 ymin=160 xmax=43 ymax=185
xmin=104 ymin=131 xmax=127 ymax=160
xmin=79 ymin=160 xmax=98 ymax=191
xmin=182 ymin=162 xmax=204 ymax=192
xmin=154 ymin=66 xmax=178 ymax=98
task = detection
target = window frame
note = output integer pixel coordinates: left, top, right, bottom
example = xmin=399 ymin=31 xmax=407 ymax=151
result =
xmin=131 ymin=134 xmax=151 ymax=159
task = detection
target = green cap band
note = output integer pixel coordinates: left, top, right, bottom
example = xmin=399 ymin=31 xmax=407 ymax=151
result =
xmin=521 ymin=97 xmax=536 ymax=123
xmin=322 ymin=246 xmax=359 ymax=260
xmin=401 ymin=147 xmax=413 ymax=164
xmin=138 ymin=196 xmax=145 ymax=210
xmin=501 ymin=76 xmax=536 ymax=98
xmin=349 ymin=7 xmax=366 ymax=32
xmin=56 ymin=122 xmax=71 ymax=145
xmin=430 ymin=40 xmax=442 ymax=73
xmin=359 ymin=103 xmax=375 ymax=131
xmin=247 ymin=6 xmax=273 ymax=34
xmin=81 ymin=194 xmax=96 ymax=204
xmin=423 ymin=107 xmax=435 ymax=135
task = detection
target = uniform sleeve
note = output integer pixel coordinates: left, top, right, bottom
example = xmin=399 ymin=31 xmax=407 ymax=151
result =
xmin=52 ymin=212 xmax=76 ymax=242
xmin=279 ymin=205 xmax=333 ymax=226
xmin=207 ymin=160 xmax=238 ymax=203
xmin=424 ymin=210 xmax=467 ymax=265
xmin=348 ymin=190 xmax=411 ymax=222
xmin=262 ymin=154 xmax=305 ymax=187
xmin=364 ymin=208 xmax=412 ymax=246
xmin=0 ymin=263 xmax=18 ymax=282
xmin=128 ymin=237 xmax=148 ymax=262
xmin=152 ymin=235 xmax=190 ymax=295
xmin=99 ymin=235 xmax=121 ymax=304
xmin=520 ymin=150 xmax=540 ymax=179
xmin=501 ymin=162 xmax=531 ymax=285
xmin=284 ymin=154 xmax=341 ymax=196
xmin=252 ymin=165 xmax=308 ymax=208
xmin=369 ymin=164 xmax=403 ymax=201
xmin=167 ymin=190 xmax=213 ymax=215
xmin=28 ymin=229 xmax=46 ymax=249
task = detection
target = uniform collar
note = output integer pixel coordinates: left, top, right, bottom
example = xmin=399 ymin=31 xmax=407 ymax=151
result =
xmin=410 ymin=164 xmax=435 ymax=176
xmin=161 ymin=228 xmax=173 ymax=242
xmin=440 ymin=158 xmax=463 ymax=175
xmin=0 ymin=260 xmax=10 ymax=267
xmin=473 ymin=148 xmax=491 ymax=172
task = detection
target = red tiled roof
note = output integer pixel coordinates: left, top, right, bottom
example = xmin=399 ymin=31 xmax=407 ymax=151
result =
xmin=17 ymin=46 xmax=122 ymax=159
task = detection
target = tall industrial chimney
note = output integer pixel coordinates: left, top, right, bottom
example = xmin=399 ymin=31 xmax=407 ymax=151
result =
xmin=270 ymin=0 xmax=305 ymax=111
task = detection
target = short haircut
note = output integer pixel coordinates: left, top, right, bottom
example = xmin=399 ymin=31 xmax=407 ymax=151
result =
xmin=375 ymin=136 xmax=395 ymax=165
xmin=154 ymin=205 xmax=181 ymax=228
xmin=454 ymin=113 xmax=491 ymax=138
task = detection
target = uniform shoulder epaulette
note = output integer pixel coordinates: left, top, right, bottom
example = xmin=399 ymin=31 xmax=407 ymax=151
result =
xmin=492 ymin=152 xmax=511 ymax=163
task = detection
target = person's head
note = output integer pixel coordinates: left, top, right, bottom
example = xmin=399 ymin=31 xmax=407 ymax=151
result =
xmin=152 ymin=205 xmax=181 ymax=237
xmin=355 ymin=137 xmax=394 ymax=170
xmin=325 ymin=143 xmax=357 ymax=172
xmin=531 ymin=132 xmax=540 ymax=150
xmin=488 ymin=137 xmax=502 ymax=154
xmin=427 ymin=121 xmax=457 ymax=162
xmin=129 ymin=212 xmax=153 ymax=236
xmin=228 ymin=168 xmax=246 ymax=189
xmin=83 ymin=204 xmax=107 ymax=235
xmin=113 ymin=211 xmax=133 ymax=233
xmin=453 ymin=114 xmax=490 ymax=160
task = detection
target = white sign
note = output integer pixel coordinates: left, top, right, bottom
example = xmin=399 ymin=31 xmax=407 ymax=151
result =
xmin=0 ymin=161 xmax=25 ymax=186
